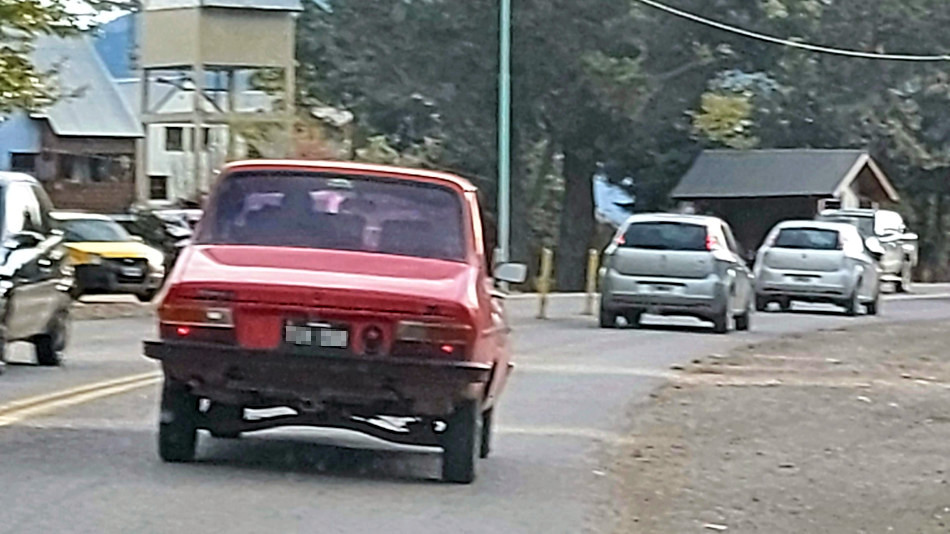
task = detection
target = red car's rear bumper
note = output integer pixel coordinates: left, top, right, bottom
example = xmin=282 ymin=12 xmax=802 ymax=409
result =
xmin=143 ymin=340 xmax=492 ymax=417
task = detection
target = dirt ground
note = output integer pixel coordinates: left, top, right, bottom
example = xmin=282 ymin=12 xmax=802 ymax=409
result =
xmin=603 ymin=320 xmax=950 ymax=533
xmin=71 ymin=300 xmax=153 ymax=321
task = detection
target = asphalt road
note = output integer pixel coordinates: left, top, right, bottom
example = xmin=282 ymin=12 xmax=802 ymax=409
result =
xmin=1 ymin=290 xmax=950 ymax=533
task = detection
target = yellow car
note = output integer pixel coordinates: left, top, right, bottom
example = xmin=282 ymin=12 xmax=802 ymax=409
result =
xmin=53 ymin=212 xmax=166 ymax=302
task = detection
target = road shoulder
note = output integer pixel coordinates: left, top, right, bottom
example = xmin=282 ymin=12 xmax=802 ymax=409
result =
xmin=602 ymin=320 xmax=950 ymax=533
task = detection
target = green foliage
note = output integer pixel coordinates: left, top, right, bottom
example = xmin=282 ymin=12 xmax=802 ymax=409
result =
xmin=693 ymin=93 xmax=759 ymax=149
xmin=0 ymin=0 xmax=81 ymax=116
xmin=295 ymin=0 xmax=950 ymax=280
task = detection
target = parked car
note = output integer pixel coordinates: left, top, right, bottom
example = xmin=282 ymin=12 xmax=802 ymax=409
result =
xmin=0 ymin=173 xmax=73 ymax=371
xmin=120 ymin=207 xmax=201 ymax=274
xmin=817 ymin=208 xmax=918 ymax=292
xmin=143 ymin=160 xmax=526 ymax=483
xmin=599 ymin=213 xmax=754 ymax=334
xmin=53 ymin=212 xmax=165 ymax=302
xmin=754 ymin=220 xmax=882 ymax=315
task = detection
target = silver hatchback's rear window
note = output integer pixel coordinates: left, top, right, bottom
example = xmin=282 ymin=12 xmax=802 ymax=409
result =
xmin=774 ymin=228 xmax=840 ymax=250
xmin=621 ymin=222 xmax=707 ymax=251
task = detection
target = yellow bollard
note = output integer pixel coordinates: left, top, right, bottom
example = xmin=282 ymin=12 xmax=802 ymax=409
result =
xmin=582 ymin=248 xmax=599 ymax=315
xmin=536 ymin=247 xmax=554 ymax=319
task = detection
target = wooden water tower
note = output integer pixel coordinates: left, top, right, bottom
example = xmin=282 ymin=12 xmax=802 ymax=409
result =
xmin=138 ymin=0 xmax=300 ymax=202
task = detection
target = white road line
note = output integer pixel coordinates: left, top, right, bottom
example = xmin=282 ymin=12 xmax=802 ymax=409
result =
xmin=497 ymin=425 xmax=635 ymax=444
xmin=884 ymin=292 xmax=950 ymax=301
xmin=516 ymin=363 xmax=677 ymax=379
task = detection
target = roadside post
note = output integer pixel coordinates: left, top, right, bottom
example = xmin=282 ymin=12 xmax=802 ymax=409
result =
xmin=582 ymin=248 xmax=599 ymax=315
xmin=537 ymin=248 xmax=554 ymax=319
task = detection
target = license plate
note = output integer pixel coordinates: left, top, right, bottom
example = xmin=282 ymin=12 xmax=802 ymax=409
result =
xmin=121 ymin=266 xmax=143 ymax=277
xmin=652 ymin=284 xmax=674 ymax=293
xmin=794 ymin=276 xmax=813 ymax=283
xmin=285 ymin=323 xmax=349 ymax=349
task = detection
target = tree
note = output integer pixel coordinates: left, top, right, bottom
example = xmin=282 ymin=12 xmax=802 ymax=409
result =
xmin=0 ymin=0 xmax=132 ymax=117
xmin=684 ymin=0 xmax=950 ymax=277
xmin=295 ymin=0 xmax=950 ymax=285
xmin=0 ymin=0 xmax=81 ymax=115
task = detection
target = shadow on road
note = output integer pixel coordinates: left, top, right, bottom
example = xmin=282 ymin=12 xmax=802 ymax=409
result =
xmin=619 ymin=320 xmax=713 ymax=334
xmin=197 ymin=434 xmax=442 ymax=484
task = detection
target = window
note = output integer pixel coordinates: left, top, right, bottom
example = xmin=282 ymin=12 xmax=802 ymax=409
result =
xmin=819 ymin=215 xmax=873 ymax=238
xmin=774 ymin=228 xmax=840 ymax=250
xmin=199 ymin=172 xmax=466 ymax=261
xmin=621 ymin=222 xmax=707 ymax=251
xmin=202 ymin=127 xmax=212 ymax=149
xmin=10 ymin=153 xmax=37 ymax=174
xmin=149 ymin=175 xmax=169 ymax=200
xmin=62 ymin=219 xmax=130 ymax=243
xmin=166 ymin=127 xmax=184 ymax=152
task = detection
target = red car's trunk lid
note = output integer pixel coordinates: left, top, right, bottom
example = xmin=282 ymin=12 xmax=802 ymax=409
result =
xmin=168 ymin=246 xmax=478 ymax=349
xmin=175 ymin=246 xmax=474 ymax=308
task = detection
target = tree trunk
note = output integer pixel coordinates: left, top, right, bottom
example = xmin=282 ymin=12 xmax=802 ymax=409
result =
xmin=555 ymin=148 xmax=595 ymax=291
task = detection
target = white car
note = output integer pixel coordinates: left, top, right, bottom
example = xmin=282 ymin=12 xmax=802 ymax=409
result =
xmin=754 ymin=220 xmax=882 ymax=316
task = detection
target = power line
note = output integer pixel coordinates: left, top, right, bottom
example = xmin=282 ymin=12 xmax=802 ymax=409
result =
xmin=636 ymin=0 xmax=950 ymax=62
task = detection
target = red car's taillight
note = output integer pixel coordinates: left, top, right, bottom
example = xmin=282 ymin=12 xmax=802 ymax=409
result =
xmin=391 ymin=321 xmax=472 ymax=359
xmin=159 ymin=301 xmax=236 ymax=344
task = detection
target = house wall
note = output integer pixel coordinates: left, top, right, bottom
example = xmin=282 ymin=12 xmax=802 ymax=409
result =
xmin=0 ymin=113 xmax=42 ymax=170
xmin=142 ymin=8 xmax=293 ymax=67
xmin=38 ymin=123 xmax=138 ymax=212
xmin=44 ymin=181 xmax=136 ymax=213
xmin=146 ymin=123 xmax=229 ymax=201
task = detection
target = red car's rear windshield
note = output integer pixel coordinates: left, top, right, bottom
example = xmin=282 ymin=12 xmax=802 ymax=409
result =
xmin=197 ymin=171 xmax=467 ymax=261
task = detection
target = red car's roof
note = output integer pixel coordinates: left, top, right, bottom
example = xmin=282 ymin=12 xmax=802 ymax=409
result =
xmin=219 ymin=160 xmax=477 ymax=193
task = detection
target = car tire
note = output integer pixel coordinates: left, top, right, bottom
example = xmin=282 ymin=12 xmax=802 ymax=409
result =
xmin=896 ymin=263 xmax=913 ymax=293
xmin=623 ymin=310 xmax=642 ymax=328
xmin=599 ymin=305 xmax=618 ymax=329
xmin=441 ymin=399 xmax=480 ymax=484
xmin=208 ymin=403 xmax=243 ymax=439
xmin=0 ymin=334 xmax=6 ymax=376
xmin=159 ymin=380 xmax=199 ymax=463
xmin=754 ymin=295 xmax=768 ymax=312
xmin=735 ymin=307 xmax=751 ymax=332
xmin=712 ymin=306 xmax=732 ymax=335
xmin=844 ymin=289 xmax=861 ymax=317
xmin=866 ymin=290 xmax=881 ymax=316
xmin=479 ymin=408 xmax=494 ymax=459
xmin=136 ymin=290 xmax=159 ymax=303
xmin=778 ymin=297 xmax=792 ymax=313
xmin=34 ymin=311 xmax=67 ymax=367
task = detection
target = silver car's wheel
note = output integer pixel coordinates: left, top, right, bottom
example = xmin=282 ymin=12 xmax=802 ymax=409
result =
xmin=735 ymin=301 xmax=752 ymax=331
xmin=712 ymin=296 xmax=732 ymax=334
xmin=623 ymin=310 xmax=642 ymax=328
xmin=599 ymin=304 xmax=618 ymax=329
xmin=866 ymin=289 xmax=881 ymax=316
xmin=844 ymin=288 xmax=861 ymax=317
xmin=896 ymin=263 xmax=913 ymax=293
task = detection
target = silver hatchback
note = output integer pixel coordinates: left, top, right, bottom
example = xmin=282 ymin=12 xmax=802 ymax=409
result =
xmin=600 ymin=214 xmax=754 ymax=333
xmin=753 ymin=221 xmax=881 ymax=316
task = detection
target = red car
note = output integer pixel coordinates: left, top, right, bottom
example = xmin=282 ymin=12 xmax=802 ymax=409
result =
xmin=144 ymin=161 xmax=526 ymax=483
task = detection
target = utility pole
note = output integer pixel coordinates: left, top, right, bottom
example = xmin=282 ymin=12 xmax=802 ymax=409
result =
xmin=497 ymin=0 xmax=512 ymax=265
